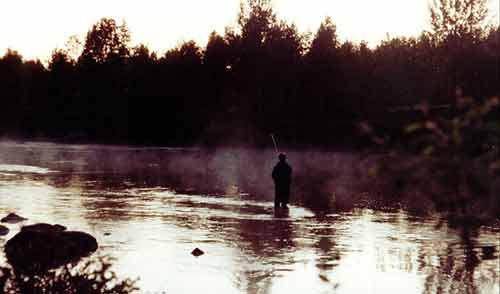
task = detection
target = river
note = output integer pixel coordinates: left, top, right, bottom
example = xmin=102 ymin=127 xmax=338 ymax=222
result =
xmin=0 ymin=141 xmax=498 ymax=294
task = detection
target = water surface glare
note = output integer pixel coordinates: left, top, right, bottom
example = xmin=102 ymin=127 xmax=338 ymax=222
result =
xmin=0 ymin=142 xmax=498 ymax=293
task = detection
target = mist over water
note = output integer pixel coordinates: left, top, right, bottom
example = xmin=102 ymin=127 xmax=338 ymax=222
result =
xmin=0 ymin=141 xmax=498 ymax=293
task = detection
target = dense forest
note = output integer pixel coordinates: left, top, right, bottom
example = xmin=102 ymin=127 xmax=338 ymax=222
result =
xmin=0 ymin=0 xmax=499 ymax=147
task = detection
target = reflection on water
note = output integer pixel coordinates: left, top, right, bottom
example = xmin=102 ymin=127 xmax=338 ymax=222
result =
xmin=0 ymin=142 xmax=498 ymax=293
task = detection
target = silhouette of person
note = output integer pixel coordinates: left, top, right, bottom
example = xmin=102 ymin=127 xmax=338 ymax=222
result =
xmin=272 ymin=153 xmax=292 ymax=208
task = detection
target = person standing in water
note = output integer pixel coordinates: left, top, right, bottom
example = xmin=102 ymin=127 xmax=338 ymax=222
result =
xmin=272 ymin=153 xmax=292 ymax=208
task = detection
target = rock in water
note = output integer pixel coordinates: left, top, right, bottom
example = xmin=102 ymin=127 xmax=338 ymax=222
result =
xmin=0 ymin=225 xmax=9 ymax=236
xmin=21 ymin=223 xmax=66 ymax=233
xmin=1 ymin=213 xmax=27 ymax=223
xmin=191 ymin=247 xmax=204 ymax=257
xmin=5 ymin=223 xmax=98 ymax=274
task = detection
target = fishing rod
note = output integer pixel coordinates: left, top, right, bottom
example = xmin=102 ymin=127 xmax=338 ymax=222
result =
xmin=270 ymin=133 xmax=279 ymax=154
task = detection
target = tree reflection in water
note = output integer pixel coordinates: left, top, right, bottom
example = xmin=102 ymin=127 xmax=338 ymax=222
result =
xmin=420 ymin=226 xmax=499 ymax=294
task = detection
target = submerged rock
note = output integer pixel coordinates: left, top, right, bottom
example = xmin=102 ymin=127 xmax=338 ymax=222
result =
xmin=191 ymin=247 xmax=204 ymax=257
xmin=0 ymin=225 xmax=9 ymax=236
xmin=5 ymin=223 xmax=98 ymax=274
xmin=482 ymin=246 xmax=497 ymax=260
xmin=1 ymin=213 xmax=27 ymax=224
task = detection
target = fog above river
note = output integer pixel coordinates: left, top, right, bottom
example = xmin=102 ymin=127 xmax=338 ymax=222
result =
xmin=0 ymin=141 xmax=497 ymax=293
xmin=0 ymin=140 xmax=378 ymax=212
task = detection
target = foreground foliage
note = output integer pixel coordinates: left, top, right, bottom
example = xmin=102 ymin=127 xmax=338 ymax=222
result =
xmin=0 ymin=256 xmax=138 ymax=294
xmin=366 ymin=93 xmax=500 ymax=222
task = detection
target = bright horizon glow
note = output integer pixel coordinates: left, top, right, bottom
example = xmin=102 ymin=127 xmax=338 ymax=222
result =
xmin=0 ymin=0 xmax=498 ymax=62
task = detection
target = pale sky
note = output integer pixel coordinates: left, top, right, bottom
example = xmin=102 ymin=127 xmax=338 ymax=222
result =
xmin=0 ymin=0 xmax=498 ymax=62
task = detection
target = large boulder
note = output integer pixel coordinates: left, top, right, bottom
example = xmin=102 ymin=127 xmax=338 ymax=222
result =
xmin=21 ymin=223 xmax=66 ymax=233
xmin=4 ymin=223 xmax=98 ymax=274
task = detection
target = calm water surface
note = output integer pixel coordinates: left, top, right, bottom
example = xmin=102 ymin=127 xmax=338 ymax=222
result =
xmin=0 ymin=142 xmax=498 ymax=294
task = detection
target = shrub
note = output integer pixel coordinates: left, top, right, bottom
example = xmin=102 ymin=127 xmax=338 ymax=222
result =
xmin=0 ymin=255 xmax=139 ymax=294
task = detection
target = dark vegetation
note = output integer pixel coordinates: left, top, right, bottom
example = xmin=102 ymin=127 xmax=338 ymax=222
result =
xmin=0 ymin=256 xmax=138 ymax=293
xmin=353 ymin=0 xmax=500 ymax=222
xmin=366 ymin=94 xmax=500 ymax=223
xmin=0 ymin=0 xmax=498 ymax=148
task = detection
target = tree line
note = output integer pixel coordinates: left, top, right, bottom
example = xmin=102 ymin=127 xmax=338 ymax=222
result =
xmin=0 ymin=0 xmax=498 ymax=147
